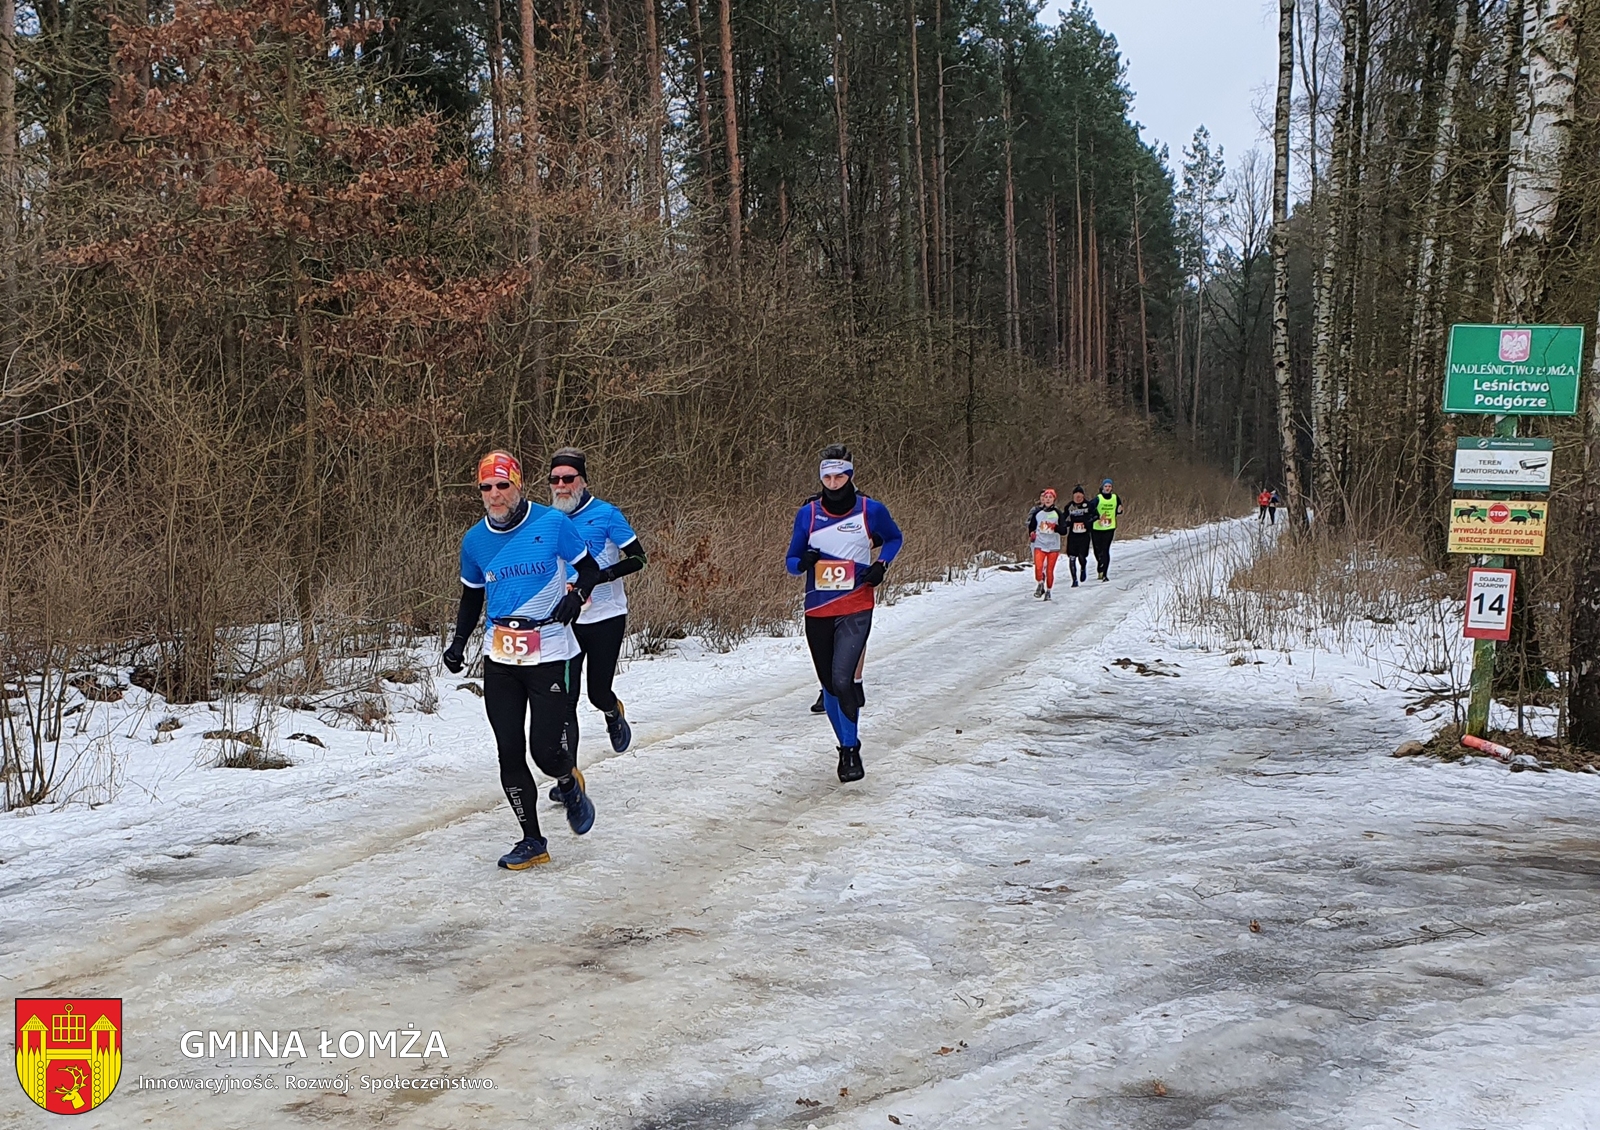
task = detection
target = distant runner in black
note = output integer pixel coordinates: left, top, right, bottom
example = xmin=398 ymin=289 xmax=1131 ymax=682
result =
xmin=1062 ymin=486 xmax=1094 ymax=587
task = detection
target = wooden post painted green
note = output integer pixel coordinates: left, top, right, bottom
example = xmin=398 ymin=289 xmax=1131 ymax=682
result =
xmin=1465 ymin=414 xmax=1519 ymax=737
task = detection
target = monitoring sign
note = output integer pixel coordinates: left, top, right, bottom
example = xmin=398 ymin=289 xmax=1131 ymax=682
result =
xmin=1442 ymin=324 xmax=1583 ymax=415
xmin=1452 ymin=437 xmax=1553 ymax=492
xmin=1447 ymin=499 xmax=1548 ymax=556
xmin=1463 ymin=568 xmax=1516 ymax=641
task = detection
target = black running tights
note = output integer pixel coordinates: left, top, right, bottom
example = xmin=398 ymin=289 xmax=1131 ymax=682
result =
xmin=804 ymin=610 xmax=873 ymax=722
xmin=483 ymin=657 xmax=577 ymax=839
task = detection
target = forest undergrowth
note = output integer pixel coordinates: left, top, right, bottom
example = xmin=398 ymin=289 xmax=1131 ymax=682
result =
xmin=1159 ymin=518 xmax=1594 ymax=770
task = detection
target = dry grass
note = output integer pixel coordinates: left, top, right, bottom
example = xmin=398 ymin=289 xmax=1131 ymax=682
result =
xmin=1159 ymin=522 xmax=1457 ymax=654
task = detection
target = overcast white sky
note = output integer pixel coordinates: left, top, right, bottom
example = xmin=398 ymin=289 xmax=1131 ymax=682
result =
xmin=1058 ymin=0 xmax=1278 ymax=175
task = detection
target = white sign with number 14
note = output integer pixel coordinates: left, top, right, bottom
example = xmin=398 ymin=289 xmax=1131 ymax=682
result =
xmin=1463 ymin=567 xmax=1516 ymax=641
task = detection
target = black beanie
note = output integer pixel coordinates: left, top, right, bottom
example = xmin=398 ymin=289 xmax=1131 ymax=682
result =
xmin=550 ymin=448 xmax=587 ymax=479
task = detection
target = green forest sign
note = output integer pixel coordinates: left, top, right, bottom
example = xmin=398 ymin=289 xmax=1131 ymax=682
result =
xmin=1442 ymin=324 xmax=1583 ymax=415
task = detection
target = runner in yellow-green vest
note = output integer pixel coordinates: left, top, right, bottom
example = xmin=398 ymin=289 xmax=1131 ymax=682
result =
xmin=1090 ymin=478 xmax=1124 ymax=582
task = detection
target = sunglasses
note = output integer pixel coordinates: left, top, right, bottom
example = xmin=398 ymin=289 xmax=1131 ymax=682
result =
xmin=479 ymin=481 xmax=514 ymax=493
xmin=548 ymin=474 xmax=580 ymax=485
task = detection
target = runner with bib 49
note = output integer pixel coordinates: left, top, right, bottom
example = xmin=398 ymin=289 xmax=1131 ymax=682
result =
xmin=786 ymin=445 xmax=903 ymax=783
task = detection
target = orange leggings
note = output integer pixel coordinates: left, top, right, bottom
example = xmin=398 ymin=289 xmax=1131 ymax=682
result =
xmin=1033 ymin=548 xmax=1059 ymax=588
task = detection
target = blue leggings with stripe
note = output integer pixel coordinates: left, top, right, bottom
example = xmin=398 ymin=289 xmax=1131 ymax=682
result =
xmin=805 ymin=610 xmax=872 ymax=747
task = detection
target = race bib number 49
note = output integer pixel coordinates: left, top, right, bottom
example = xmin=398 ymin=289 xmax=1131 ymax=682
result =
xmin=814 ymin=559 xmax=856 ymax=591
xmin=490 ymin=624 xmax=542 ymax=664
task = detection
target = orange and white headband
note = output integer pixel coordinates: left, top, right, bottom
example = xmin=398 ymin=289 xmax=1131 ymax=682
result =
xmin=477 ymin=451 xmax=522 ymax=486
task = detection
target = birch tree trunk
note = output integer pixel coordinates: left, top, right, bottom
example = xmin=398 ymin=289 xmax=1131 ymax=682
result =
xmin=1270 ymin=0 xmax=1306 ymax=529
xmin=718 ymin=0 xmax=743 ymax=288
xmin=1309 ymin=0 xmax=1362 ymax=520
xmin=1497 ymin=0 xmax=1577 ymax=320
xmin=1404 ymin=0 xmax=1471 ymax=503
xmin=1492 ymin=0 xmax=1575 ymax=702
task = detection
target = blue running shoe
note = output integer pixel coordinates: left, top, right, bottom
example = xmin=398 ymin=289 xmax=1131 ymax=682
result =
xmin=557 ymin=768 xmax=595 ymax=835
xmin=498 ymin=836 xmax=550 ymax=870
xmin=605 ymin=701 xmax=633 ymax=753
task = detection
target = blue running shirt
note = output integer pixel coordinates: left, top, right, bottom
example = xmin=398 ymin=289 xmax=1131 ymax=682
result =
xmin=564 ymin=494 xmax=640 ymax=624
xmin=460 ymin=504 xmax=592 ymax=662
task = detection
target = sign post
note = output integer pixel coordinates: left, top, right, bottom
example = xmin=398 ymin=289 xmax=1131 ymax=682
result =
xmin=1445 ymin=324 xmax=1581 ymax=738
xmin=1461 ymin=416 xmax=1519 ymax=738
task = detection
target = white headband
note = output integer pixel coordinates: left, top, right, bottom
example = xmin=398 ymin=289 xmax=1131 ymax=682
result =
xmin=820 ymin=459 xmax=854 ymax=479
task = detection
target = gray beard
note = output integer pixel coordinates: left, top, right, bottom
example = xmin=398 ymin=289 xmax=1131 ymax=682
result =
xmin=550 ymin=492 xmax=580 ymax=514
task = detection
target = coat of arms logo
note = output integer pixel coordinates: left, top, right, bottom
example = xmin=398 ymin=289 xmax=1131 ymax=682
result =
xmin=1498 ymin=328 xmax=1532 ymax=363
xmin=14 ymin=999 xmax=122 ymax=1114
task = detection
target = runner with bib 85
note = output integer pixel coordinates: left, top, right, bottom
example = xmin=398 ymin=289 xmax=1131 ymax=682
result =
xmin=442 ymin=451 xmax=605 ymax=870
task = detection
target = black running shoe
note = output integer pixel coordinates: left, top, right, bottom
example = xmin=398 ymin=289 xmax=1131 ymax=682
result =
xmin=836 ymin=744 xmax=864 ymax=783
xmin=604 ymin=700 xmax=633 ymax=753
xmin=498 ymin=836 xmax=550 ymax=870
xmin=556 ymin=769 xmax=595 ymax=835
xmin=811 ymin=690 xmax=826 ymax=714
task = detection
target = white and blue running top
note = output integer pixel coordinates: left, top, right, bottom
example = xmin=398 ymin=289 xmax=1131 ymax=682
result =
xmin=564 ymin=494 xmax=640 ymax=624
xmin=460 ymin=503 xmax=592 ymax=662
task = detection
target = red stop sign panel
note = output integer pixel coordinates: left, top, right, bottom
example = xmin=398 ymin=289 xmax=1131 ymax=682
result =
xmin=1488 ymin=502 xmax=1511 ymax=523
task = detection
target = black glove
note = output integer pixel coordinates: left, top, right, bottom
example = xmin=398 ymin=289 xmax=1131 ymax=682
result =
xmin=552 ymin=588 xmax=586 ymax=625
xmin=859 ymin=561 xmax=886 ymax=587
xmin=799 ymin=547 xmax=822 ymax=572
xmin=442 ymin=638 xmax=466 ymax=674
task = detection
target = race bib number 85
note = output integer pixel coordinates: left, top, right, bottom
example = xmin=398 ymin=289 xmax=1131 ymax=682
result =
xmin=490 ymin=624 xmax=542 ymax=665
xmin=814 ymin=560 xmax=856 ymax=591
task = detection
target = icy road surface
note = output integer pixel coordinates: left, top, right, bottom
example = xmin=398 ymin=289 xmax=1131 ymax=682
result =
xmin=3 ymin=522 xmax=1599 ymax=1129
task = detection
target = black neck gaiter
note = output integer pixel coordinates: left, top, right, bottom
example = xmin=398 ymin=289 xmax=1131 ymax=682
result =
xmin=488 ymin=498 xmax=530 ymax=531
xmin=820 ymin=481 xmax=858 ymax=516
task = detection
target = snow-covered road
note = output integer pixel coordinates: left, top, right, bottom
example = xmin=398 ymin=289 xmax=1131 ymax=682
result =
xmin=4 ymin=522 xmax=1599 ymax=1129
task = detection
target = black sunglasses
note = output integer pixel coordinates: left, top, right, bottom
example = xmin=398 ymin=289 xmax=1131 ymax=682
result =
xmin=479 ymin=481 xmax=514 ymax=492
xmin=548 ymin=474 xmax=580 ymax=485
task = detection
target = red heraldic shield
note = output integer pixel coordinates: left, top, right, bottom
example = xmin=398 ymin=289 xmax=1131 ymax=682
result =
xmin=15 ymin=999 xmax=123 ymax=1114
